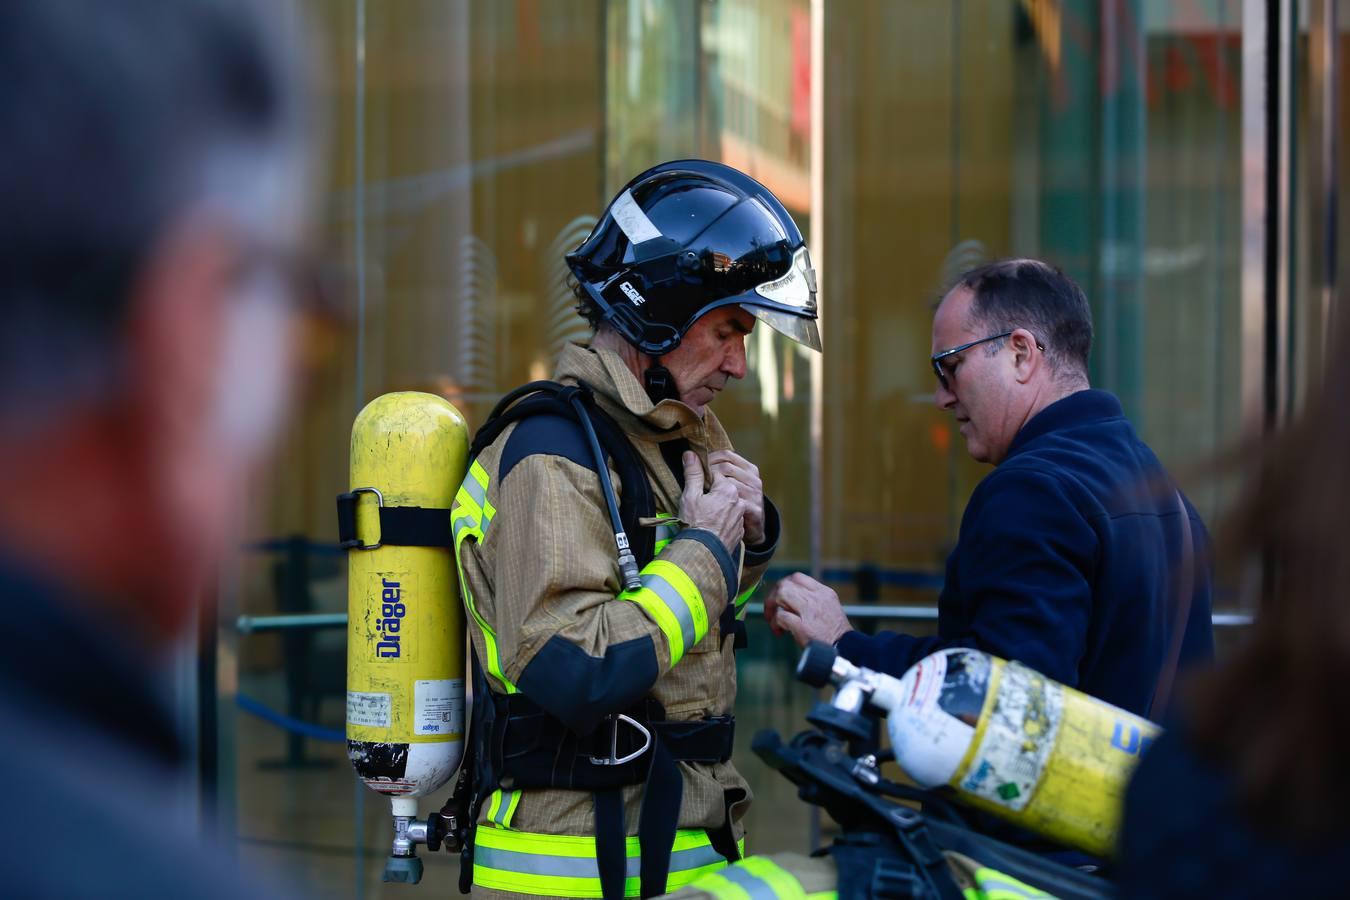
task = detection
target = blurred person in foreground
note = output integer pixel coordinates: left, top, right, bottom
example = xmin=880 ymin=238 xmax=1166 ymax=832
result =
xmin=765 ymin=260 xmax=1215 ymax=719
xmin=0 ymin=0 xmax=317 ymax=895
xmin=1117 ymin=319 xmax=1350 ymax=892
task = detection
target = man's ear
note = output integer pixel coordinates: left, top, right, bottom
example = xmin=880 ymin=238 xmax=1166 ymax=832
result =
xmin=1009 ymin=328 xmax=1040 ymax=385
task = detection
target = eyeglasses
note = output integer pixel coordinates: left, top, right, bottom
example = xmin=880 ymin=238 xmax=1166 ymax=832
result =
xmin=930 ymin=331 xmax=1044 ymax=391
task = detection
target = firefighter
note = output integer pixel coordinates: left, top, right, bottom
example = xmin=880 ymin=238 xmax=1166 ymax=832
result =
xmin=451 ymin=159 xmax=820 ymax=900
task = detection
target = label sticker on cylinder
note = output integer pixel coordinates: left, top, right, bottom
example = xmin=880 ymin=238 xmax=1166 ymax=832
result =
xmin=415 ymin=679 xmax=465 ymax=736
xmin=958 ymin=661 xmax=1064 ymax=811
xmin=347 ymin=691 xmax=391 ymax=728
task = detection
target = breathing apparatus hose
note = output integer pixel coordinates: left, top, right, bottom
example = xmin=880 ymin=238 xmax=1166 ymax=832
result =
xmin=567 ymin=391 xmax=642 ymax=591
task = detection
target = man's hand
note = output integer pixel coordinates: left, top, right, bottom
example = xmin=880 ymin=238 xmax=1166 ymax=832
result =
xmin=764 ymin=573 xmax=853 ymax=648
xmin=680 ymin=451 xmax=745 ymax=554
xmin=708 ymin=449 xmax=765 ymax=546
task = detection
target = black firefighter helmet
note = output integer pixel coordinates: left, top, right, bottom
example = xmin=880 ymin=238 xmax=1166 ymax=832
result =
xmin=567 ymin=160 xmax=821 ymax=366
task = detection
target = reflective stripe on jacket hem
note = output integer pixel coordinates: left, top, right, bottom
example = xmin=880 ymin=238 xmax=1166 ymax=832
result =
xmin=473 ymin=825 xmax=742 ymax=898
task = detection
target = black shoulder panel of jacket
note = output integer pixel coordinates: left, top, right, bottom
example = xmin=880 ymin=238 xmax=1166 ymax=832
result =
xmin=515 ymin=634 xmax=660 ymax=735
xmin=499 ymin=413 xmax=596 ymax=483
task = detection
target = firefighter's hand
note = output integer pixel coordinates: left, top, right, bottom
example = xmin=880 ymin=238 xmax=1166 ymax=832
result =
xmin=764 ymin=573 xmax=853 ymax=647
xmin=680 ymin=451 xmax=745 ymax=553
xmin=708 ymin=449 xmax=765 ymax=547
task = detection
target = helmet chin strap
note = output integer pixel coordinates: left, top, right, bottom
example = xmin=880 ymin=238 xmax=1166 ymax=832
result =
xmin=642 ymin=361 xmax=680 ymax=405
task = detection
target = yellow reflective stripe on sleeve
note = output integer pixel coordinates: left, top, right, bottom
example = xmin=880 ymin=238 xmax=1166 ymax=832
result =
xmin=804 ymin=893 xmax=837 ymax=900
xmin=651 ymin=516 xmax=679 ymax=561
xmin=461 ymin=459 xmax=488 ymax=506
xmin=472 ymin=460 xmax=498 ymax=521
xmin=453 ymin=462 xmax=516 ymax=694
xmin=618 ymin=559 xmax=708 ymax=665
xmin=472 ymin=826 xmax=735 ymax=898
xmin=649 ymin=559 xmax=709 ymax=638
xmin=734 ymin=580 xmax=760 ymax=616
xmin=970 ymin=867 xmax=1054 ymax=899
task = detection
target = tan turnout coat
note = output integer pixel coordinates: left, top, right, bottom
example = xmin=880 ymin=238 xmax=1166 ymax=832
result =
xmin=454 ymin=343 xmax=776 ymax=875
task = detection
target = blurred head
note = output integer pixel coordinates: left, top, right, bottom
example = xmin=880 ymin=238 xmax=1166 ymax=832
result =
xmin=930 ymin=259 xmax=1092 ymax=464
xmin=0 ymin=0 xmax=316 ymax=643
xmin=1188 ymin=300 xmax=1350 ymax=838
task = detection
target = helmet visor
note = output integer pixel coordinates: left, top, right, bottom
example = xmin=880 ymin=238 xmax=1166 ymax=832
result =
xmin=744 ymin=305 xmax=822 ymax=352
xmin=740 ymin=246 xmax=821 ymax=351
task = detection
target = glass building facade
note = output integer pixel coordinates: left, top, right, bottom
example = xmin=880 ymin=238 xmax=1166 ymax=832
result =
xmin=214 ymin=2 xmax=1350 ymax=895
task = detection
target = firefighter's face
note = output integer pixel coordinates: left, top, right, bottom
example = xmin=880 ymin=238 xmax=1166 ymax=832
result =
xmin=665 ymin=306 xmax=754 ymax=414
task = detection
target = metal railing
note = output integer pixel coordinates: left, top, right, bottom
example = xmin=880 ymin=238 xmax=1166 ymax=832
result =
xmin=237 ymin=604 xmax=1255 ymax=633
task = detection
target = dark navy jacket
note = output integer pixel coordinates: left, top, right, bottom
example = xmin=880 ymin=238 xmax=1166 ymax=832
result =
xmin=836 ymin=390 xmax=1215 ymax=717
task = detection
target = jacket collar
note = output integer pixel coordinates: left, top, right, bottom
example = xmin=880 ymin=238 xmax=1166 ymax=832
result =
xmin=552 ymin=342 xmax=731 ymax=447
xmin=1004 ymin=388 xmax=1126 ymax=460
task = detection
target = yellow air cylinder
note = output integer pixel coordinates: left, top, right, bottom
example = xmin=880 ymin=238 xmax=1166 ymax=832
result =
xmin=884 ymin=649 xmax=1159 ymax=858
xmin=345 ymin=392 xmax=468 ymax=805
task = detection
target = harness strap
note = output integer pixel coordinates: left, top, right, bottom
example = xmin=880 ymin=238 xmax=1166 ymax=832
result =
xmin=470 ymin=380 xmax=657 ymax=570
xmin=890 ymin=807 xmax=964 ymax=900
xmin=336 ymin=493 xmax=453 ymax=550
xmin=590 ymin=739 xmax=685 ymax=900
xmin=637 ymin=740 xmax=682 ymax=898
xmin=832 ymin=829 xmax=964 ymax=900
xmin=719 ymin=604 xmax=748 ymax=650
xmin=594 ymin=789 xmax=627 ymax=900
xmin=494 ymin=693 xmax=735 ymax=790
xmin=491 ymin=696 xmax=735 ymax=900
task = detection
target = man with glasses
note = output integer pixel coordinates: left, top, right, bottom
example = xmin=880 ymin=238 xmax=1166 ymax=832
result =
xmin=766 ymin=259 xmax=1215 ymax=724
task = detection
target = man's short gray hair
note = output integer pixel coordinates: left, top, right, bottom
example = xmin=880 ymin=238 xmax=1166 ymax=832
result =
xmin=0 ymin=0 xmax=311 ymax=421
xmin=956 ymin=258 xmax=1093 ymax=382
